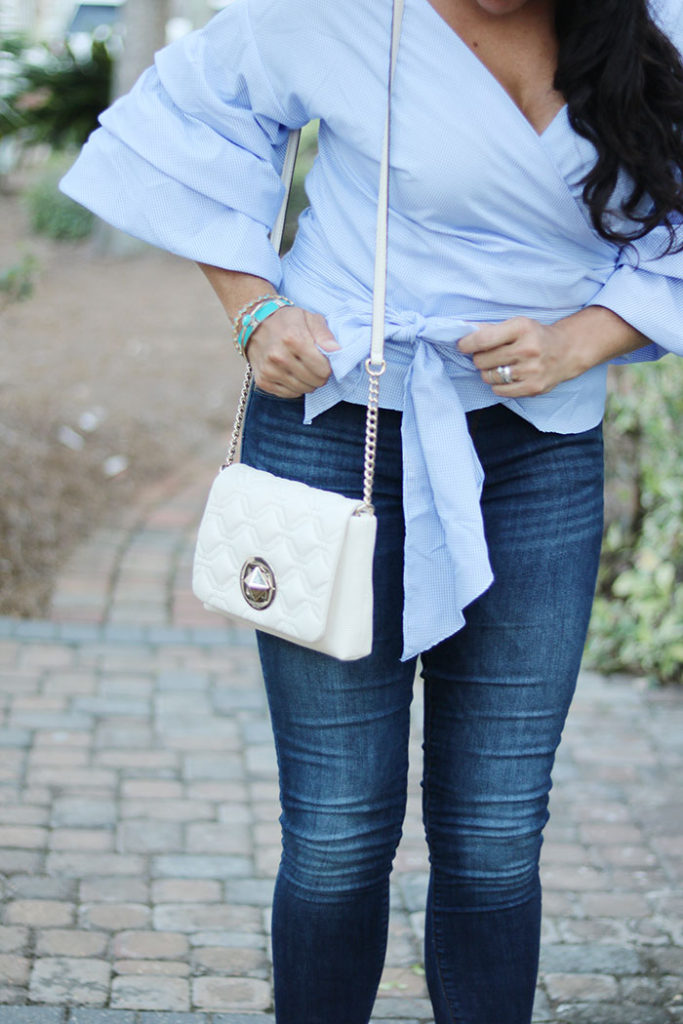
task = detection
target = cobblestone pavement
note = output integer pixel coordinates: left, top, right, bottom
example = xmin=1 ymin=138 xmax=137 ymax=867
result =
xmin=0 ymin=446 xmax=681 ymax=1023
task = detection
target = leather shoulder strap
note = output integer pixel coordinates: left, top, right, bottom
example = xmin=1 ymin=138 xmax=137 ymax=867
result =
xmin=370 ymin=0 xmax=405 ymax=367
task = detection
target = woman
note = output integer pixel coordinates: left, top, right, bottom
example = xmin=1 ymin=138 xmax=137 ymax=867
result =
xmin=62 ymin=0 xmax=683 ymax=1020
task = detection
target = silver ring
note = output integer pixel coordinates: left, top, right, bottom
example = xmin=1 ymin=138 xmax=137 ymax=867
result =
xmin=496 ymin=364 xmax=514 ymax=385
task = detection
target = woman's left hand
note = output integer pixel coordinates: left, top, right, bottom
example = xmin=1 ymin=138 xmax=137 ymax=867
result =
xmin=458 ymin=307 xmax=649 ymax=397
xmin=457 ymin=316 xmax=581 ymax=398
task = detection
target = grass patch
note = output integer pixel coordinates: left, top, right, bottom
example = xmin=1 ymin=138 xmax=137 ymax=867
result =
xmin=23 ymin=154 xmax=94 ymax=240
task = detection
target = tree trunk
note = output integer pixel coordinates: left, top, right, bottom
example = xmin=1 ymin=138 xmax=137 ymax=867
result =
xmin=170 ymin=0 xmax=215 ymax=29
xmin=97 ymin=0 xmax=171 ymax=254
xmin=114 ymin=0 xmax=171 ymax=98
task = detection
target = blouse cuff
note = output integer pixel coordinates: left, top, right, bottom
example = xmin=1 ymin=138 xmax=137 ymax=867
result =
xmin=590 ymin=263 xmax=683 ymax=363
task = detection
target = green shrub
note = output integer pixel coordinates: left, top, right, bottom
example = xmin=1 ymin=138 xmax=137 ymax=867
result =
xmin=282 ymin=120 xmax=319 ymax=252
xmin=586 ymin=357 xmax=683 ymax=684
xmin=23 ymin=158 xmax=93 ymax=239
xmin=0 ymin=252 xmax=38 ymax=301
xmin=0 ymin=35 xmax=111 ymax=148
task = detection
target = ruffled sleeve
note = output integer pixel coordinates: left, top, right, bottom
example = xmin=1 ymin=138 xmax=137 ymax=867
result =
xmin=59 ymin=0 xmax=309 ymax=285
xmin=591 ymin=219 xmax=683 ymax=362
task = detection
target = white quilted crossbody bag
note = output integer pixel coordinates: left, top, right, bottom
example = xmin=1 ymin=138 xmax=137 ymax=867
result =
xmin=192 ymin=0 xmax=404 ymax=660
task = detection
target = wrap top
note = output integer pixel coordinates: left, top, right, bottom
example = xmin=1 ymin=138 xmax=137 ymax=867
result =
xmin=61 ymin=0 xmax=683 ymax=658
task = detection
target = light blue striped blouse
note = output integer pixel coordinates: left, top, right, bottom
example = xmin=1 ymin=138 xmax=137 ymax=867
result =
xmin=61 ymin=0 xmax=683 ymax=659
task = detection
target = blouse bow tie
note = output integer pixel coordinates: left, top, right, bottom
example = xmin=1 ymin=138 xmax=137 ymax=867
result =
xmin=317 ymin=306 xmax=495 ymax=660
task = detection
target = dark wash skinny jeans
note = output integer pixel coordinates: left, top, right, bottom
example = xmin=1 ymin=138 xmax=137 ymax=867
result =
xmin=241 ymin=390 xmax=604 ymax=1024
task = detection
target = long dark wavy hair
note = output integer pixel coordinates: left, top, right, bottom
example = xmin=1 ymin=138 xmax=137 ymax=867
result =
xmin=555 ymin=0 xmax=683 ymax=252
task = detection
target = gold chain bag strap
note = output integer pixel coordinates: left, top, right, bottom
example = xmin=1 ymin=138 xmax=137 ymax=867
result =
xmin=192 ymin=0 xmax=404 ymax=660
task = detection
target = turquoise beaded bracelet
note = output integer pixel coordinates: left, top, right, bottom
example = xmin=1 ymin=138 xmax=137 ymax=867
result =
xmin=232 ymin=293 xmax=273 ymax=337
xmin=233 ymin=296 xmax=294 ymax=357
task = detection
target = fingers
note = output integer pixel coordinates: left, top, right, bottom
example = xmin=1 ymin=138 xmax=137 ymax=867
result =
xmin=305 ymin=310 xmax=341 ymax=353
xmin=458 ymin=324 xmax=520 ymax=392
xmin=488 ymin=378 xmax=535 ymax=398
xmin=458 ymin=319 xmax=527 ymax=355
xmin=483 ymin=362 xmax=544 ymax=397
xmin=472 ymin=348 xmax=519 ymax=375
xmin=459 ymin=318 xmax=561 ymax=397
xmin=246 ymin=306 xmax=339 ymax=397
xmin=488 ymin=375 xmax=556 ymax=397
xmin=484 ymin=365 xmax=516 ymax=387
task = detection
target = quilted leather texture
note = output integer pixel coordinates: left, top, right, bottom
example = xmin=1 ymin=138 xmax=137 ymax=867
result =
xmin=192 ymin=464 xmax=376 ymax=657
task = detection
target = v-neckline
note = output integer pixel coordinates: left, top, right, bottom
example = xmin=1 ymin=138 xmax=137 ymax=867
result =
xmin=413 ymin=0 xmax=567 ymax=140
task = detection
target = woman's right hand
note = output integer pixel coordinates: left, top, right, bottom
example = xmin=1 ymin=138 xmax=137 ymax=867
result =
xmin=246 ymin=305 xmax=340 ymax=399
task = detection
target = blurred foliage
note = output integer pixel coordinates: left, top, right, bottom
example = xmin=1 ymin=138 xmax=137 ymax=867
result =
xmin=0 ymin=34 xmax=111 ymax=148
xmin=282 ymin=120 xmax=319 ymax=252
xmin=23 ymin=154 xmax=94 ymax=239
xmin=0 ymin=252 xmax=38 ymax=302
xmin=586 ymin=358 xmax=683 ymax=684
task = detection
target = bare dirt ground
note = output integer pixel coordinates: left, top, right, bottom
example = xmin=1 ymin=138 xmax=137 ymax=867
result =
xmin=0 ymin=183 xmax=243 ymax=617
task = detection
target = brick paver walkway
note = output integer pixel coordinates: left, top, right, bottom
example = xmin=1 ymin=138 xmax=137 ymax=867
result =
xmin=0 ymin=444 xmax=681 ymax=1023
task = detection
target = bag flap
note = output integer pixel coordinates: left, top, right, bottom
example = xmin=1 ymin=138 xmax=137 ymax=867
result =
xmin=193 ymin=463 xmax=366 ymax=642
